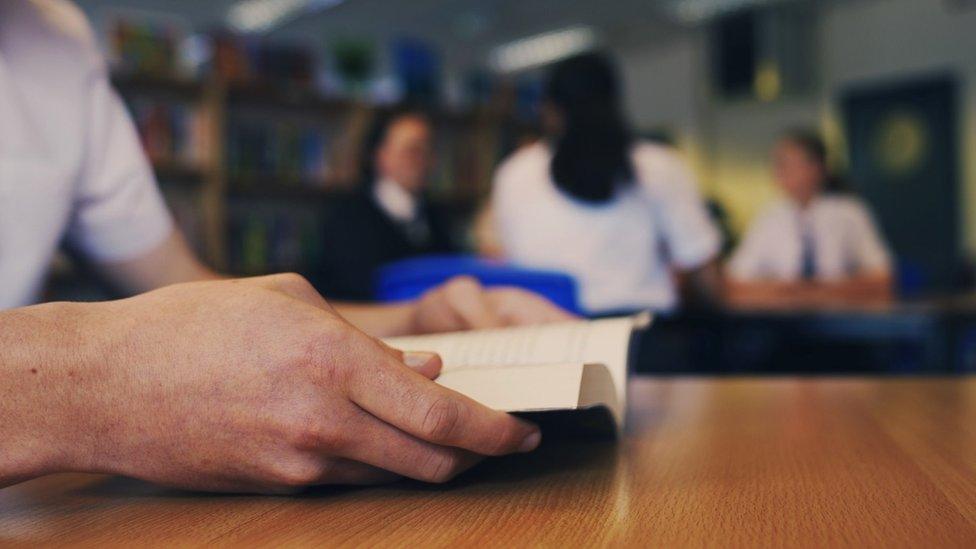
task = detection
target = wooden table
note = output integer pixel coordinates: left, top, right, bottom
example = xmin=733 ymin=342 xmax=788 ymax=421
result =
xmin=3 ymin=377 xmax=976 ymax=547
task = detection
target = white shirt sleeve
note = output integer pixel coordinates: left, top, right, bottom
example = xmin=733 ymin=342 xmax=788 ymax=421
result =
xmin=635 ymin=145 xmax=721 ymax=270
xmin=488 ymin=160 xmax=511 ymax=247
xmin=65 ymin=69 xmax=173 ymax=262
xmin=489 ymin=145 xmax=535 ymax=257
xmin=847 ymin=199 xmax=892 ymax=274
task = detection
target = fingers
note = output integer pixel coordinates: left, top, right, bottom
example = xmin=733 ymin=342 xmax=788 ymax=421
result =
xmin=489 ymin=289 xmax=578 ymax=325
xmin=374 ymin=339 xmax=442 ymax=380
xmin=537 ymin=297 xmax=578 ymax=321
xmin=344 ymin=338 xmax=541 ymax=457
xmin=417 ymin=277 xmax=575 ymax=333
xmin=403 ymin=351 xmax=443 ymax=380
xmin=315 ymin=458 xmax=402 ymax=486
xmin=435 ymin=276 xmax=503 ymax=330
xmin=334 ymin=409 xmax=483 ymax=483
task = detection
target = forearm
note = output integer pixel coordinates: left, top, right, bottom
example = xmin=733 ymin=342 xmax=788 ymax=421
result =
xmin=817 ymin=272 xmax=894 ymax=305
xmin=678 ymin=260 xmax=724 ymax=309
xmin=0 ymin=302 xmax=103 ymax=487
xmin=96 ymin=230 xmax=220 ymax=296
xmin=725 ymin=272 xmax=894 ymax=310
xmin=725 ymin=279 xmax=804 ymax=310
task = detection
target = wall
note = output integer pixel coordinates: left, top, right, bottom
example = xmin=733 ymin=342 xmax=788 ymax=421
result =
xmin=617 ymin=34 xmax=708 ymax=171
xmin=616 ymin=0 xmax=976 ymax=253
xmin=821 ymin=0 xmax=976 ymax=254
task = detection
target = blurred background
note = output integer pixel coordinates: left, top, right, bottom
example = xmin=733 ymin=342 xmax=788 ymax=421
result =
xmin=53 ymin=0 xmax=976 ymax=374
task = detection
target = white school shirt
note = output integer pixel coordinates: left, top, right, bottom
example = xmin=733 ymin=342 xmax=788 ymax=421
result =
xmin=728 ymin=195 xmax=892 ymax=282
xmin=373 ymin=177 xmax=419 ymax=224
xmin=0 ymin=0 xmax=173 ymax=309
xmin=491 ymin=141 xmax=721 ymax=313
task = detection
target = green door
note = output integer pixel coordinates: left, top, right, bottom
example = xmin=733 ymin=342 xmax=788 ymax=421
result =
xmin=841 ymin=75 xmax=960 ymax=294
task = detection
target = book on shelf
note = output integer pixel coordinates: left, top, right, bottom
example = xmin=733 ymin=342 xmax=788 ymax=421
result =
xmin=109 ymin=17 xmax=181 ymax=78
xmin=228 ymin=206 xmax=323 ymax=274
xmin=212 ymin=32 xmax=315 ymax=86
xmin=126 ymin=97 xmax=212 ymax=171
xmin=385 ymin=314 xmax=650 ymax=437
xmin=226 ymin=119 xmax=330 ymax=187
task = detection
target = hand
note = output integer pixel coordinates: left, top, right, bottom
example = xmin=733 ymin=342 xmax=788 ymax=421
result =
xmin=17 ymin=274 xmax=540 ymax=493
xmin=409 ymin=276 xmax=577 ymax=334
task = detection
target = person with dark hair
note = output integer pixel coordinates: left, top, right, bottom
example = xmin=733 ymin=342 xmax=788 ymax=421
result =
xmin=726 ymin=129 xmax=893 ymax=308
xmin=487 ymin=52 xmax=722 ymax=313
xmin=315 ymin=107 xmax=458 ymax=300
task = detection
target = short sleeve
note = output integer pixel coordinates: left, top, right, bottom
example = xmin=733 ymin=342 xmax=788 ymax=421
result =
xmin=635 ymin=145 xmax=721 ymax=270
xmin=847 ymin=200 xmax=892 ymax=274
xmin=66 ymin=72 xmax=173 ymax=262
xmin=489 ymin=144 xmax=540 ymax=256
xmin=488 ymin=156 xmax=514 ymax=250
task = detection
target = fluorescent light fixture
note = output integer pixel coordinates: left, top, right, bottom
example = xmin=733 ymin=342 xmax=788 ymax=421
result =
xmin=490 ymin=26 xmax=597 ymax=73
xmin=227 ymin=0 xmax=345 ymax=33
xmin=666 ymin=0 xmax=791 ymax=24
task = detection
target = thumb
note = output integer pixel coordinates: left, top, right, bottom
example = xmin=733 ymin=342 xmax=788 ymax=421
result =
xmin=376 ymin=338 xmax=443 ymax=380
xmin=402 ymin=351 xmax=443 ymax=380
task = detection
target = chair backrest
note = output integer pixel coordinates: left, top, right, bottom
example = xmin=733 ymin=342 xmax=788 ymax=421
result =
xmin=896 ymin=259 xmax=928 ymax=298
xmin=375 ymin=254 xmax=582 ymax=315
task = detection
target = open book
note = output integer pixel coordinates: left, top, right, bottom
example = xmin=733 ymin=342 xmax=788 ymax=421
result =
xmin=384 ymin=314 xmax=649 ymax=437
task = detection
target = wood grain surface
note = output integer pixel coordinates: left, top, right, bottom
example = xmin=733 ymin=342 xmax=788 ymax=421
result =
xmin=2 ymin=376 xmax=976 ymax=547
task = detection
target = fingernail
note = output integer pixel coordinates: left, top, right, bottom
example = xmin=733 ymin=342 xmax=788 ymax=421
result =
xmin=518 ymin=430 xmax=541 ymax=453
xmin=404 ymin=351 xmax=438 ymax=369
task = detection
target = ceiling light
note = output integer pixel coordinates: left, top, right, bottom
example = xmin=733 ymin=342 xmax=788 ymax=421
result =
xmin=665 ymin=0 xmax=792 ymax=24
xmin=227 ymin=0 xmax=345 ymax=33
xmin=490 ymin=26 xmax=597 ymax=73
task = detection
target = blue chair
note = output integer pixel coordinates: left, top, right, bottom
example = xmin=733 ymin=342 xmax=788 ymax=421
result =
xmin=375 ymin=254 xmax=582 ymax=315
xmin=896 ymin=260 xmax=927 ymax=298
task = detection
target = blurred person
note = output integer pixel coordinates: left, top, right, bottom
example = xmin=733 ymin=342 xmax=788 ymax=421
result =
xmin=487 ymin=52 xmax=723 ymax=313
xmin=315 ymin=107 xmax=457 ymax=301
xmin=726 ymin=129 xmax=893 ymax=308
xmin=1 ymin=0 xmax=574 ymax=492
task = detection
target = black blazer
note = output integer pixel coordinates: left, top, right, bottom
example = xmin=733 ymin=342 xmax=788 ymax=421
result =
xmin=314 ymin=187 xmax=458 ymax=301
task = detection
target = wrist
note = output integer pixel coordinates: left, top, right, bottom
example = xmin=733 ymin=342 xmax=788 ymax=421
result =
xmin=56 ymin=300 xmax=132 ymax=476
xmin=0 ymin=302 xmax=96 ymax=482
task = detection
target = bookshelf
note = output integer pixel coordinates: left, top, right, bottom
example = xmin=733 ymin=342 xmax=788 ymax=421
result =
xmin=113 ymin=73 xmax=527 ymax=276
